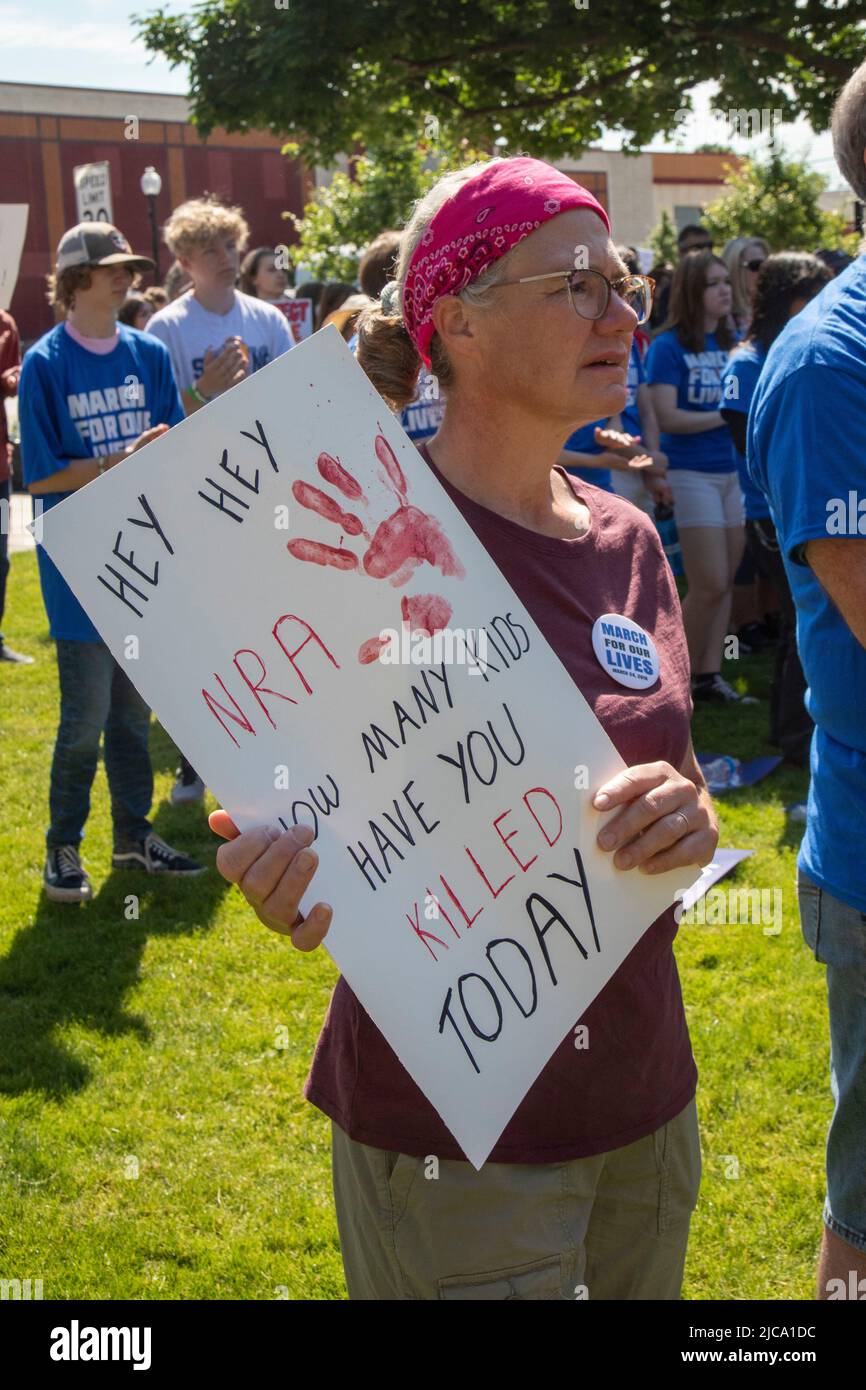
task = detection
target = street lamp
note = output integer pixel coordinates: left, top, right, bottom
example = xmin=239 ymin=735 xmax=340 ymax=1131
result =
xmin=140 ymin=166 xmax=163 ymax=280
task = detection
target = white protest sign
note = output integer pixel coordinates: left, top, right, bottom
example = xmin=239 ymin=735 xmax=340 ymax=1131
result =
xmin=0 ymin=204 xmax=28 ymax=311
xmin=74 ymin=163 xmax=113 ymax=224
xmin=37 ymin=328 xmax=701 ymax=1168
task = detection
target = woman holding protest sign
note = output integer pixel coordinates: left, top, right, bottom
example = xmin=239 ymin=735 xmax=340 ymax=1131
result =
xmin=210 ymin=156 xmax=717 ymax=1301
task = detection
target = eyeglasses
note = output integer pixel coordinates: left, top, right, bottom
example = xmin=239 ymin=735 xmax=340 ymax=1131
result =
xmin=681 ymin=241 xmax=713 ymax=252
xmin=492 ymin=268 xmax=655 ymax=325
xmin=742 ymin=258 xmax=766 ymax=273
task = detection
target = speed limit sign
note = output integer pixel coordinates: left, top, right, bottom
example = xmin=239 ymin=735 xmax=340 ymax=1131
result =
xmin=73 ymin=162 xmax=114 ymax=224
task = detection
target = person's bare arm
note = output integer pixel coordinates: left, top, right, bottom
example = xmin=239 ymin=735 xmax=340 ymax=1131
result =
xmin=558 ymin=448 xmax=651 ymax=474
xmin=650 ymin=382 xmax=724 ymax=434
xmin=803 ymin=537 xmax=866 ymax=650
xmin=27 ymin=425 xmax=169 ymax=495
xmin=28 ymin=458 xmax=118 ymax=494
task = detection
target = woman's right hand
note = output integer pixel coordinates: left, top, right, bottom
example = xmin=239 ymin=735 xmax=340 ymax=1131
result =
xmin=209 ymin=810 xmax=333 ymax=951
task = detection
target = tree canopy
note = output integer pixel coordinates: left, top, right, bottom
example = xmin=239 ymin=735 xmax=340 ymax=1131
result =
xmin=136 ymin=0 xmax=866 ymax=165
xmin=283 ymin=138 xmax=464 ymax=281
xmin=702 ymin=152 xmax=858 ymax=252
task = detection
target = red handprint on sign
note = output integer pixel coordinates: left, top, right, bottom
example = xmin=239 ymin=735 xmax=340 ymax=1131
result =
xmin=287 ymin=426 xmax=465 ymax=664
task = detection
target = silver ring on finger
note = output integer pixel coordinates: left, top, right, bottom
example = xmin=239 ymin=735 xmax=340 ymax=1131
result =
xmin=670 ymin=809 xmax=691 ymax=837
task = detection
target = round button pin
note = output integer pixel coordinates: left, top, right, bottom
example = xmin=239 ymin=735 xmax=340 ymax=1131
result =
xmin=591 ymin=613 xmax=660 ymax=690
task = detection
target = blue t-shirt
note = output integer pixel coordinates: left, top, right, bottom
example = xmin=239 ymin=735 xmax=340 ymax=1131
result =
xmin=401 ymin=387 xmax=445 ymax=442
xmin=563 ymin=420 xmax=613 ymax=493
xmin=720 ymin=342 xmax=770 ymax=520
xmin=347 ymin=332 xmax=444 ymax=442
xmin=748 ymin=254 xmax=866 ymax=913
xmin=620 ymin=339 xmax=644 ymax=438
xmin=20 ymin=323 xmax=184 ymax=642
xmin=646 ymin=329 xmax=736 ymax=472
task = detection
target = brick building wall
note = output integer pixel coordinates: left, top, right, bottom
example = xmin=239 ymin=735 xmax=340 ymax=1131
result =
xmin=0 ymin=83 xmax=314 ymax=345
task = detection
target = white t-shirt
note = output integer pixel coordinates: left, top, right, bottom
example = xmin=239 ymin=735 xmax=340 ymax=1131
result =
xmin=146 ymin=289 xmax=295 ymax=395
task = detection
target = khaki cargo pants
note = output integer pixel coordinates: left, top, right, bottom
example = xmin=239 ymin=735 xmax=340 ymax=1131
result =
xmin=331 ymin=1097 xmax=701 ymax=1300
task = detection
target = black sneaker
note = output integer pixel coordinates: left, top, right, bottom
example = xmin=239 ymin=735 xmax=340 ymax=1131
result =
xmin=44 ymin=845 xmax=93 ymax=903
xmin=112 ymin=832 xmax=206 ymax=876
xmin=692 ymin=674 xmax=759 ymax=705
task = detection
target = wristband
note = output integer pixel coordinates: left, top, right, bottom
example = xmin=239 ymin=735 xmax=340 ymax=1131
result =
xmin=188 ymin=383 xmax=211 ymax=406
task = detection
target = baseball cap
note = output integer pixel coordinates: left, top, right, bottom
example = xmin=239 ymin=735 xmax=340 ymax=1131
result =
xmin=56 ymin=223 xmax=154 ymax=273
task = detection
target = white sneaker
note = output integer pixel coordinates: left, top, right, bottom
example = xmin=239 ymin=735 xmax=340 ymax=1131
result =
xmin=171 ymin=765 xmax=206 ymax=804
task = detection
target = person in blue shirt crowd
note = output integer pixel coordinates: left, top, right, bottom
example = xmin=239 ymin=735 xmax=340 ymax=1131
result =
xmin=607 ymin=247 xmax=671 ymax=514
xmin=563 ymin=251 xmax=671 ymax=511
xmin=559 ymin=411 xmax=671 ymax=506
xmin=20 ymin=222 xmax=205 ymax=903
xmin=607 ymin=338 xmax=671 ymax=514
xmin=749 ymin=57 xmax=866 ymax=1298
xmin=560 ymin=417 xmax=624 ymax=493
xmin=647 ymin=250 xmax=752 ymax=704
xmin=721 ymin=253 xmax=831 ymax=765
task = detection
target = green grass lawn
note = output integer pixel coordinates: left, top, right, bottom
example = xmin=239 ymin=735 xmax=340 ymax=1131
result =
xmin=0 ymin=551 xmax=825 ymax=1299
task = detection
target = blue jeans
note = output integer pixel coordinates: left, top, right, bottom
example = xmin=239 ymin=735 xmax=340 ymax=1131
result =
xmin=798 ymin=869 xmax=866 ymax=1252
xmin=49 ymin=639 xmax=153 ymax=850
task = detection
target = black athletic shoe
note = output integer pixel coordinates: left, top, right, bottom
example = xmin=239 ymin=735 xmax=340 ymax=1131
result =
xmin=44 ymin=845 xmax=93 ymax=903
xmin=692 ymin=674 xmax=759 ymax=706
xmin=112 ymin=832 xmax=206 ymax=876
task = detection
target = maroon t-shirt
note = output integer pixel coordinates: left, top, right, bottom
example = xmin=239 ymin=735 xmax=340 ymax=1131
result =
xmin=305 ymin=447 xmax=697 ymax=1162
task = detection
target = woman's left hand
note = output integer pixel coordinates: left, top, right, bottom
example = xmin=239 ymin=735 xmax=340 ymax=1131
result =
xmin=592 ymin=761 xmax=718 ymax=875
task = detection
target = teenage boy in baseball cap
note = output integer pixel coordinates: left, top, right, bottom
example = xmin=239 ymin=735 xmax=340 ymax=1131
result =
xmin=19 ymin=221 xmax=205 ymax=903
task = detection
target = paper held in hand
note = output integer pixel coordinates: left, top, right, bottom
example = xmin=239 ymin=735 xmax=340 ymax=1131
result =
xmin=36 ymin=328 xmax=701 ymax=1168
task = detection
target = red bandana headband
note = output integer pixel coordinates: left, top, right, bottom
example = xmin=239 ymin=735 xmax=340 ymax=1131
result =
xmin=402 ymin=156 xmax=611 ymax=367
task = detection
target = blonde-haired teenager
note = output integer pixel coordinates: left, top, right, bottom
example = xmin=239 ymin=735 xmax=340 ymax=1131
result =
xmin=147 ymin=197 xmax=297 ymax=805
xmin=147 ymin=196 xmax=295 ymax=417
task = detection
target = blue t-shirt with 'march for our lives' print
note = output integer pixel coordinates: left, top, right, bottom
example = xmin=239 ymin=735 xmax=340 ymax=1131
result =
xmin=720 ymin=342 xmax=771 ymax=521
xmin=748 ymin=254 xmax=866 ymax=914
xmin=620 ymin=338 xmax=645 ymax=438
xmin=646 ymin=329 xmax=736 ymax=472
xmin=20 ymin=323 xmax=184 ymax=643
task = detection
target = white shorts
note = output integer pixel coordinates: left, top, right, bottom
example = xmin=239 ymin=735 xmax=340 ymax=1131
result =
xmin=609 ymin=469 xmax=655 ymax=516
xmin=668 ymin=469 xmax=744 ymax=529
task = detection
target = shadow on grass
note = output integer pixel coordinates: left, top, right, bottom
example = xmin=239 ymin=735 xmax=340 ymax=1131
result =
xmin=0 ymin=804 xmax=231 ymax=1101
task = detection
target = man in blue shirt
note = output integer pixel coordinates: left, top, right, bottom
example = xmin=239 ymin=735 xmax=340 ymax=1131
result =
xmin=20 ymin=222 xmax=204 ymax=903
xmin=748 ymin=62 xmax=866 ymax=1297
